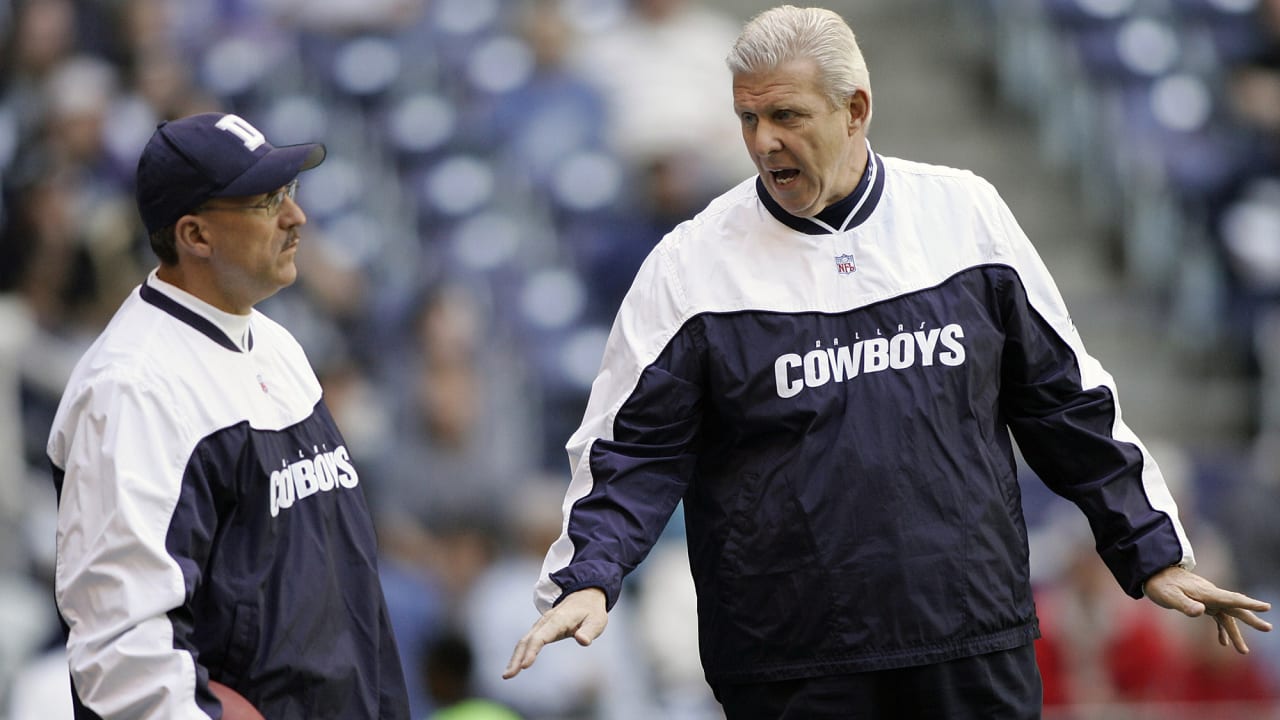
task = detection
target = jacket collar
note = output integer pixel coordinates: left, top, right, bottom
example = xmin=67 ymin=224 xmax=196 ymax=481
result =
xmin=756 ymin=140 xmax=884 ymax=236
xmin=140 ymin=270 xmax=253 ymax=352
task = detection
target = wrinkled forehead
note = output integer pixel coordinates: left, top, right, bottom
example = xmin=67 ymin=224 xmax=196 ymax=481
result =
xmin=732 ymin=59 xmax=826 ymax=107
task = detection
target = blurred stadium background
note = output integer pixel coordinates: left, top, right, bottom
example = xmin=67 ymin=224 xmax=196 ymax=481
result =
xmin=0 ymin=0 xmax=1278 ymax=717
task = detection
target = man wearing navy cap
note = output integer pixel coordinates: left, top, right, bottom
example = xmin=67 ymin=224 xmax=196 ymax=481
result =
xmin=47 ymin=113 xmax=410 ymax=719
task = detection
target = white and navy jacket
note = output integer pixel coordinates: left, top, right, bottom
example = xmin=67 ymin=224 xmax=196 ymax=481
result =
xmin=48 ymin=273 xmax=409 ymax=719
xmin=536 ymin=148 xmax=1194 ymax=684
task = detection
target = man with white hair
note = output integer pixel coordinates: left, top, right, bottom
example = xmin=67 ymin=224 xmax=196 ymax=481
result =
xmin=506 ymin=6 xmax=1271 ymax=717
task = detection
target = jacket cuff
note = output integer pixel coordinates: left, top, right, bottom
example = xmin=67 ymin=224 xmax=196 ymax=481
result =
xmin=549 ymin=564 xmax=623 ymax=610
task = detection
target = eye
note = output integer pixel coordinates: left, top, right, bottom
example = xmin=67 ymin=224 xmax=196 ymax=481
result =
xmin=264 ymin=189 xmax=284 ymax=214
xmin=739 ymin=111 xmax=758 ymax=126
xmin=265 ymin=179 xmax=299 ymax=214
xmin=774 ymin=109 xmax=798 ymax=122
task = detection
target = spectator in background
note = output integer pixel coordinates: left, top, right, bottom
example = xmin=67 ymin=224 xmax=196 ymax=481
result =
xmin=263 ymin=0 xmax=423 ymax=34
xmin=1032 ymin=447 xmax=1277 ymax=717
xmin=367 ymin=281 xmax=539 ymax=717
xmin=114 ymin=0 xmax=222 ymax=131
xmin=1034 ymin=518 xmax=1181 ymax=709
xmin=630 ymin=526 xmax=723 ymax=719
xmin=40 ymin=56 xmax=148 ymax=322
xmin=1219 ymin=0 xmax=1280 ymax=246
xmin=369 ymin=280 xmax=538 ymax=537
xmin=1218 ymin=0 xmax=1280 ymax=462
xmin=6 ymin=646 xmax=75 ymax=720
xmin=1036 ymin=528 xmax=1276 ymax=717
xmin=3 ymin=167 xmax=86 ymax=331
xmin=570 ymin=0 xmax=753 ymax=198
xmin=480 ymin=0 xmax=657 ymax=324
xmin=1227 ymin=0 xmax=1280 ymax=138
xmin=483 ymin=0 xmax=607 ymax=188
xmin=0 ymin=21 xmax=155 ymax=714
xmin=1224 ymin=424 xmax=1280 ymax=692
xmin=463 ymin=479 xmax=657 ymax=720
xmin=423 ymin=632 xmax=521 ymax=720
xmin=3 ymin=0 xmax=78 ymax=136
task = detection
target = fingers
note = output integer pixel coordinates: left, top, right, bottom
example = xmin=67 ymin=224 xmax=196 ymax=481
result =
xmin=1206 ymin=590 xmax=1271 ymax=614
xmin=1215 ymin=612 xmax=1250 ymax=654
xmin=1154 ymin=570 xmax=1272 ymax=622
xmin=1147 ymin=568 xmax=1274 ymax=655
xmin=503 ymin=633 xmax=541 ymax=679
xmin=503 ymin=589 xmax=609 ymax=679
xmin=1200 ymin=592 xmax=1273 ymax=654
xmin=1203 ymin=601 xmax=1273 ymax=655
xmin=1199 ymin=588 xmax=1272 ymax=633
xmin=1222 ymin=607 xmax=1274 ymax=634
xmin=503 ymin=616 xmax=563 ymax=679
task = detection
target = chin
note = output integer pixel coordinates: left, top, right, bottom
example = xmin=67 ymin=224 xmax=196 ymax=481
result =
xmin=780 ymin=200 xmax=820 ymax=218
xmin=767 ymin=187 xmax=820 ymax=218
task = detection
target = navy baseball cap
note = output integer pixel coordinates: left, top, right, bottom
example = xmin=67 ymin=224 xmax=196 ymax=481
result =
xmin=135 ymin=112 xmax=326 ymax=234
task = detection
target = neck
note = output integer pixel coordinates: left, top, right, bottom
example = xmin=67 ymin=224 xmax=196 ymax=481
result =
xmin=155 ymin=263 xmax=254 ymax=315
xmin=836 ymin=137 xmax=870 ymax=210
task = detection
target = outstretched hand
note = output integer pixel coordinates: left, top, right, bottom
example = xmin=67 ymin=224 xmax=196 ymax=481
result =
xmin=504 ymin=588 xmax=608 ymax=679
xmin=1143 ymin=566 xmax=1272 ymax=653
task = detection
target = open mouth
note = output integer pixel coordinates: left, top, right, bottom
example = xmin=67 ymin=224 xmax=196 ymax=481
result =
xmin=771 ymin=169 xmax=800 ymax=186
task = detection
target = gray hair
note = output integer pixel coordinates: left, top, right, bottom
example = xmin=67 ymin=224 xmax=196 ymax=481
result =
xmin=726 ymin=5 xmax=871 ymax=116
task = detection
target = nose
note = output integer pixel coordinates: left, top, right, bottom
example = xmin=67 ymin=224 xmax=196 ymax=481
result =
xmin=751 ymin=121 xmax=783 ymax=158
xmin=279 ymin=195 xmax=307 ymax=228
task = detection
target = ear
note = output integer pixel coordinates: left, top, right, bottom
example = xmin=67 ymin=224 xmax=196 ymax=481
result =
xmin=847 ymin=89 xmax=872 ymax=134
xmin=174 ymin=214 xmax=213 ymax=260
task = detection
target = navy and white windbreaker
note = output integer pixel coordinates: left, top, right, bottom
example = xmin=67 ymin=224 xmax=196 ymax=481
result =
xmin=535 ymin=147 xmax=1194 ymax=684
xmin=48 ymin=272 xmax=409 ymax=719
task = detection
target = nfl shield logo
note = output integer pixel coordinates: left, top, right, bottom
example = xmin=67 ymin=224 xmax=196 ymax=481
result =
xmin=834 ymin=253 xmax=857 ymax=275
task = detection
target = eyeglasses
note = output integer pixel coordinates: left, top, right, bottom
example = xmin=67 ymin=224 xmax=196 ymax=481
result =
xmin=197 ymin=179 xmax=298 ymax=217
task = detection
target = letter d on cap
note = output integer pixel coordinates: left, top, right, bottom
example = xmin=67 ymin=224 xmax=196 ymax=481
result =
xmin=215 ymin=114 xmax=266 ymax=151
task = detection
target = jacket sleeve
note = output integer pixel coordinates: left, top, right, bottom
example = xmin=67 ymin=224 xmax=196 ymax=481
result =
xmin=985 ymin=184 xmax=1194 ymax=598
xmin=51 ymin=370 xmax=219 ymax=719
xmin=534 ymin=236 xmax=705 ymax=613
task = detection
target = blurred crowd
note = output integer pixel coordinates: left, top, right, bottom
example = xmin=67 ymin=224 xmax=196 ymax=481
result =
xmin=0 ymin=0 xmax=1278 ymax=718
xmin=975 ymin=0 xmax=1280 ymax=436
